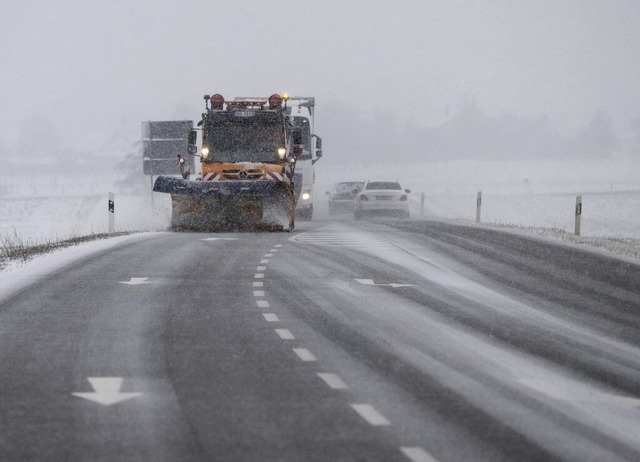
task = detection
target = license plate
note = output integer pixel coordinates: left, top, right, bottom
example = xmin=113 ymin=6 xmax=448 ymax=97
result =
xmin=376 ymin=196 xmax=393 ymax=201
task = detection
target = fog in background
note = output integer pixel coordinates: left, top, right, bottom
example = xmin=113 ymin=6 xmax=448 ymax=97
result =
xmin=2 ymin=0 xmax=640 ymax=170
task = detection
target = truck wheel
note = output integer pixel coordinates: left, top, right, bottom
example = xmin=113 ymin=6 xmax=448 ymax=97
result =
xmin=297 ymin=205 xmax=313 ymax=221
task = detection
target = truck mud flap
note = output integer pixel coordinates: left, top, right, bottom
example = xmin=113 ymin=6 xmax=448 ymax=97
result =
xmin=153 ymin=176 xmax=283 ymax=198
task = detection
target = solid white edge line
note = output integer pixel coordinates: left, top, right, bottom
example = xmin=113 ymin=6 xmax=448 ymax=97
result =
xmin=350 ymin=404 xmax=390 ymax=426
xmin=263 ymin=313 xmax=279 ymax=322
xmin=253 ymin=290 xmax=265 ymax=297
xmin=400 ymin=446 xmax=439 ymax=462
xmin=293 ymin=348 xmax=317 ymax=361
xmin=256 ymin=300 xmax=270 ymax=308
xmin=317 ymin=373 xmax=348 ymax=390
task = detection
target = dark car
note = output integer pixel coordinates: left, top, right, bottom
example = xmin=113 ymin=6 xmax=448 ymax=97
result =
xmin=326 ymin=181 xmax=365 ymax=216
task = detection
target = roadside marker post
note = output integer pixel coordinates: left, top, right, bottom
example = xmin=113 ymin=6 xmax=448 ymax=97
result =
xmin=108 ymin=192 xmax=115 ymax=233
xmin=476 ymin=191 xmax=482 ymax=223
xmin=575 ymin=195 xmax=582 ymax=236
xmin=420 ymin=192 xmax=425 ymax=217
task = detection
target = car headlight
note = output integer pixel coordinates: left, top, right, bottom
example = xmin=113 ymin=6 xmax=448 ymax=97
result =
xmin=301 ymin=192 xmax=311 ymax=201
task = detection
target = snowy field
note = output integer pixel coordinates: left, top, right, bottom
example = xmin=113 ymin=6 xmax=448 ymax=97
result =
xmin=1 ymin=158 xmax=639 ymax=259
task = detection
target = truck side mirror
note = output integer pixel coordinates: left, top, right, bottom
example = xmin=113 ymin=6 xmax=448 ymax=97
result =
xmin=312 ymin=135 xmax=323 ymax=164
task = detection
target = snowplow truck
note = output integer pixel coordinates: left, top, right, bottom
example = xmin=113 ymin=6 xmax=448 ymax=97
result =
xmin=152 ymin=93 xmax=302 ymax=231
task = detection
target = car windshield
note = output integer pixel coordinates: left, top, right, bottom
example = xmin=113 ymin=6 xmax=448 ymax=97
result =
xmin=365 ymin=182 xmax=402 ymax=190
xmin=336 ymin=182 xmax=363 ymax=192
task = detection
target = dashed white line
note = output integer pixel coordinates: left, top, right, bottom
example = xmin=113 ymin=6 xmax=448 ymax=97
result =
xmin=253 ymin=290 xmax=265 ymax=297
xmin=263 ymin=313 xmax=279 ymax=322
xmin=265 ymin=253 xmax=274 ymax=257
xmin=275 ymin=329 xmax=294 ymax=340
xmin=293 ymin=348 xmax=317 ymax=362
xmin=256 ymin=300 xmax=270 ymax=308
xmin=254 ymin=273 xmax=264 ymax=279
xmin=257 ymin=266 xmax=267 ymax=271
xmin=400 ymin=447 xmax=439 ymax=462
xmin=317 ymin=373 xmax=348 ymax=390
xmin=274 ymin=244 xmax=283 ymax=248
xmin=260 ymin=259 xmax=269 ymax=264
xmin=253 ymin=281 xmax=263 ymax=287
xmin=269 ymin=248 xmax=278 ymax=252
xmin=350 ymin=404 xmax=390 ymax=426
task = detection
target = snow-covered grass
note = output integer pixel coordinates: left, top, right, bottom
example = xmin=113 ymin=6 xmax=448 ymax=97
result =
xmin=0 ymin=229 xmax=133 ymax=270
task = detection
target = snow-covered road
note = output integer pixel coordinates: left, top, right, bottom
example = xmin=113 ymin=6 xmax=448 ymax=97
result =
xmin=1 ymin=220 xmax=638 ymax=461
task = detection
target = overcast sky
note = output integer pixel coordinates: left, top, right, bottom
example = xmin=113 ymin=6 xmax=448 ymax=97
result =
xmin=2 ymin=0 xmax=639 ymax=151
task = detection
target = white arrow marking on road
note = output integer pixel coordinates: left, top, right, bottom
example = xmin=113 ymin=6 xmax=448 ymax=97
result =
xmin=72 ymin=377 xmax=142 ymax=406
xmin=355 ymin=278 xmax=414 ymax=288
xmin=201 ymin=237 xmax=239 ymax=241
xmin=119 ymin=277 xmax=151 ymax=285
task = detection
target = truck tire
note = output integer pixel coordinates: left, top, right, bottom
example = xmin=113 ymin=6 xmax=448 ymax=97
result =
xmin=298 ymin=205 xmax=313 ymax=221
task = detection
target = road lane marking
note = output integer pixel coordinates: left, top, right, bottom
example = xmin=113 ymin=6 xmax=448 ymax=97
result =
xmin=257 ymin=266 xmax=267 ymax=271
xmin=201 ymin=237 xmax=238 ymax=241
xmin=318 ymin=373 xmax=348 ymax=390
xmin=253 ymin=290 xmax=265 ymax=297
xmin=253 ymin=281 xmax=263 ymax=287
xmin=275 ymin=244 xmax=283 ymax=248
xmin=256 ymin=300 xmax=270 ymax=308
xmin=290 ymin=227 xmax=396 ymax=249
xmin=72 ymin=377 xmax=142 ymax=406
xmin=254 ymin=273 xmax=264 ymax=279
xmin=351 ymin=404 xmax=390 ymax=426
xmin=265 ymin=253 xmax=274 ymax=257
xmin=260 ymin=259 xmax=269 ymax=264
xmin=263 ymin=313 xmax=279 ymax=322
xmin=118 ymin=277 xmax=151 ymax=285
xmin=275 ymin=329 xmax=294 ymax=340
xmin=269 ymin=249 xmax=278 ymax=252
xmin=400 ymin=447 xmax=439 ymax=462
xmin=293 ymin=348 xmax=317 ymax=361
xmin=356 ymin=278 xmax=414 ymax=288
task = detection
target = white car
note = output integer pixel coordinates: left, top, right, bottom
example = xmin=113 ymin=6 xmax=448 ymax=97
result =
xmin=354 ymin=181 xmax=411 ymax=219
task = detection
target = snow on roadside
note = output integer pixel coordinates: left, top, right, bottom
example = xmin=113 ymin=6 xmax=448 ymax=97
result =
xmin=484 ymin=223 xmax=640 ymax=263
xmin=0 ymin=233 xmax=161 ymax=304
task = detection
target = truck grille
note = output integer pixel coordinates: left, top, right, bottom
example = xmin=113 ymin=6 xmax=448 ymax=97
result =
xmin=222 ymin=169 xmax=264 ymax=180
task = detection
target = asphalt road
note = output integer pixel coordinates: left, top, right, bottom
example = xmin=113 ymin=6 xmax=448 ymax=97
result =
xmin=0 ymin=219 xmax=639 ymax=461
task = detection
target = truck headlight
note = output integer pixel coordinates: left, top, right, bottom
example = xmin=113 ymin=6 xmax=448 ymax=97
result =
xmin=278 ymin=147 xmax=286 ymax=159
xmin=201 ymin=147 xmax=209 ymax=159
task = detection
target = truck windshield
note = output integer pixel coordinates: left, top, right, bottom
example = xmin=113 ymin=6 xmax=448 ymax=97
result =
xmin=205 ymin=112 xmax=285 ymax=163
